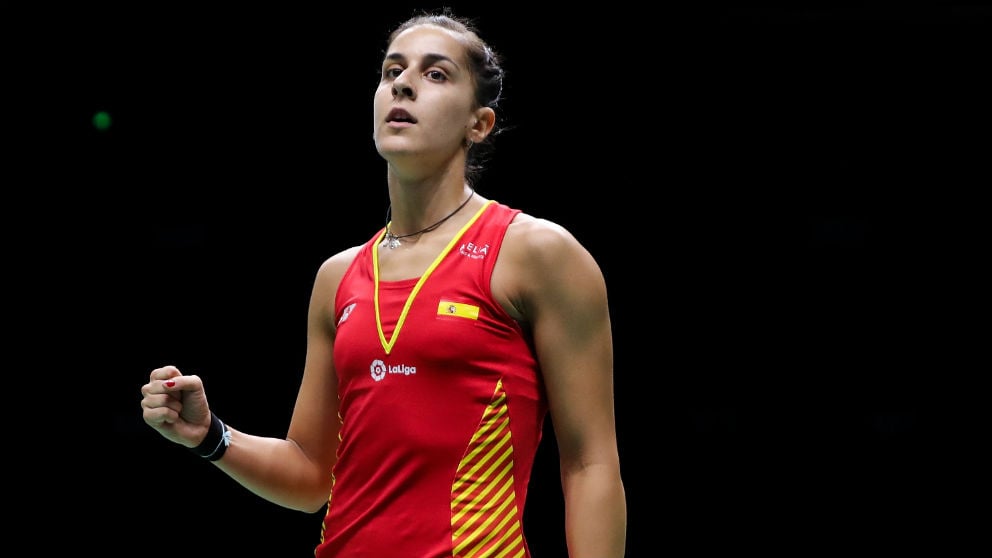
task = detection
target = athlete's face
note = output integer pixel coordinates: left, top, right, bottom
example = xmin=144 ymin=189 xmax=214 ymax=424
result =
xmin=372 ymin=25 xmax=479 ymax=164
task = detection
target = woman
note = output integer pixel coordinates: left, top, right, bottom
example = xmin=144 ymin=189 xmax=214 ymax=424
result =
xmin=140 ymin=10 xmax=626 ymax=557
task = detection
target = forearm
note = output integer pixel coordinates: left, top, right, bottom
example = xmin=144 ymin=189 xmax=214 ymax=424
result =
xmin=211 ymin=426 xmax=334 ymax=513
xmin=562 ymin=463 xmax=627 ymax=558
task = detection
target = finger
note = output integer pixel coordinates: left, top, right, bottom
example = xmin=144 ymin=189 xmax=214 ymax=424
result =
xmin=142 ymin=403 xmax=180 ymax=427
xmin=159 ymin=374 xmax=203 ymax=394
xmin=142 ymin=391 xmax=184 ymax=414
xmin=140 ymin=374 xmax=182 ymax=397
xmin=149 ymin=365 xmax=182 ymax=381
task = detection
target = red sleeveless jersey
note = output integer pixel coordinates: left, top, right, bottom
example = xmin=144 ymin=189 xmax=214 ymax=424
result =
xmin=315 ymin=200 xmax=547 ymax=557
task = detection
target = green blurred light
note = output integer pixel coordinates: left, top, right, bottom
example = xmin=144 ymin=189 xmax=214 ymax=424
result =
xmin=92 ymin=111 xmax=112 ymax=131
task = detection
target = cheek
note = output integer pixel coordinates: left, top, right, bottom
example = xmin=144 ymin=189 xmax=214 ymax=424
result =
xmin=439 ymin=102 xmax=476 ymax=136
xmin=372 ymin=88 xmax=392 ymax=131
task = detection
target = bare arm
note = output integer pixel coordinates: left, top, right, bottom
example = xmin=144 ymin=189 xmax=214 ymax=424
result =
xmin=498 ymin=218 xmax=627 ymax=557
xmin=140 ymin=247 xmax=358 ymax=513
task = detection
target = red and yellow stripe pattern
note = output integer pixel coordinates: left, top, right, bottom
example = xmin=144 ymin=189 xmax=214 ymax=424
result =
xmin=450 ymin=379 xmax=526 ymax=558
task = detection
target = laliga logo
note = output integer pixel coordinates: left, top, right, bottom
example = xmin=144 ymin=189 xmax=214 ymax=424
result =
xmin=370 ymin=359 xmax=387 ymax=382
xmin=369 ymin=359 xmax=417 ymax=382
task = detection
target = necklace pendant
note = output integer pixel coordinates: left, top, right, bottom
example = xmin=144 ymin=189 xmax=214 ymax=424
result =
xmin=382 ymin=232 xmax=402 ymax=250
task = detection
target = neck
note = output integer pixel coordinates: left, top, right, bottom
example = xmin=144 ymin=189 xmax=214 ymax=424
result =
xmin=385 ymin=180 xmax=474 ymax=231
xmin=381 ymin=185 xmax=475 ymax=250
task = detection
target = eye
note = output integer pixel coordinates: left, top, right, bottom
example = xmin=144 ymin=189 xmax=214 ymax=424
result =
xmin=425 ymin=69 xmax=448 ymax=82
xmin=383 ymin=66 xmax=403 ymax=80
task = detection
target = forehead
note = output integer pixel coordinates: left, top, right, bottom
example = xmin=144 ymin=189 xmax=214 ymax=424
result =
xmin=387 ymin=25 xmax=468 ymax=64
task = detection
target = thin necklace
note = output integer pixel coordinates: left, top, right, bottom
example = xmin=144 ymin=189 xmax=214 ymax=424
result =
xmin=381 ymin=188 xmax=475 ymax=249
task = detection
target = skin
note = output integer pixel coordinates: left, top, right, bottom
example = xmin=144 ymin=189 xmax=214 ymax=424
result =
xmin=141 ymin=22 xmax=626 ymax=558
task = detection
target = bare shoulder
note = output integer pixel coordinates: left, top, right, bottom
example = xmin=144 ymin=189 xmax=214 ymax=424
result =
xmin=495 ymin=213 xmax=605 ymax=319
xmin=309 ymin=245 xmax=363 ymax=312
xmin=315 ymin=244 xmax=363 ymax=286
xmin=502 ymin=212 xmax=595 ymax=266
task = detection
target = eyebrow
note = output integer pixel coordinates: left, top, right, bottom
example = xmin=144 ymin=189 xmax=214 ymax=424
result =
xmin=383 ymin=52 xmax=460 ymax=71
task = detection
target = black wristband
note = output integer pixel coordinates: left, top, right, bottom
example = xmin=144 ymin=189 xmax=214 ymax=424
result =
xmin=190 ymin=412 xmax=231 ymax=461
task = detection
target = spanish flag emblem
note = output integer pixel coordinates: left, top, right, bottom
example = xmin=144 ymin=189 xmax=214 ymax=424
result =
xmin=437 ymin=300 xmax=480 ymax=320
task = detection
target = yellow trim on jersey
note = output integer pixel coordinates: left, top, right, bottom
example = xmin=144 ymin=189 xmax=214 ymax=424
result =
xmin=373 ymin=200 xmax=496 ymax=355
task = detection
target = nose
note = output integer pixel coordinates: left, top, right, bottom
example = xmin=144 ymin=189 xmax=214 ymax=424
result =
xmin=391 ymin=72 xmax=416 ymax=100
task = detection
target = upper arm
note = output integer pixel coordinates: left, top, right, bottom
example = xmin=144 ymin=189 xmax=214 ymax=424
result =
xmin=500 ymin=220 xmax=619 ymax=470
xmin=286 ymin=246 xmax=360 ymax=472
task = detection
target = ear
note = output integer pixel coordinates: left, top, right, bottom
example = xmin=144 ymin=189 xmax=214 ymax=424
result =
xmin=466 ymin=107 xmax=496 ymax=144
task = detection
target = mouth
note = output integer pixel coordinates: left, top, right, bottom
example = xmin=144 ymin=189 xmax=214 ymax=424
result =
xmin=386 ymin=108 xmax=417 ymax=124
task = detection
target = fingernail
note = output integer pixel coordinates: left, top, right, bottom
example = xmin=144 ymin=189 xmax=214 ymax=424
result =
xmin=165 ymin=380 xmax=176 ymax=387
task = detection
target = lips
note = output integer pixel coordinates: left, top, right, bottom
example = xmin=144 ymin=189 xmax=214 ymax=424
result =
xmin=386 ymin=108 xmax=417 ymax=123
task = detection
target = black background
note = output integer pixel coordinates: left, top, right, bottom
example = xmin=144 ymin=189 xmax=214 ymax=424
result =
xmin=20 ymin=3 xmax=989 ymax=556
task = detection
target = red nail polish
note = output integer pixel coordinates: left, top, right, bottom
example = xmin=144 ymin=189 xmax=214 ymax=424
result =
xmin=165 ymin=380 xmax=176 ymax=387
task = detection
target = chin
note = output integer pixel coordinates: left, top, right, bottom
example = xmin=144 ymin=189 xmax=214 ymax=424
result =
xmin=376 ymin=139 xmax=420 ymax=159
xmin=376 ymin=136 xmax=404 ymax=152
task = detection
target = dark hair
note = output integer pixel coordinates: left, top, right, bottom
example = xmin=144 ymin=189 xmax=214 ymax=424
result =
xmin=386 ymin=8 xmax=506 ymax=186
